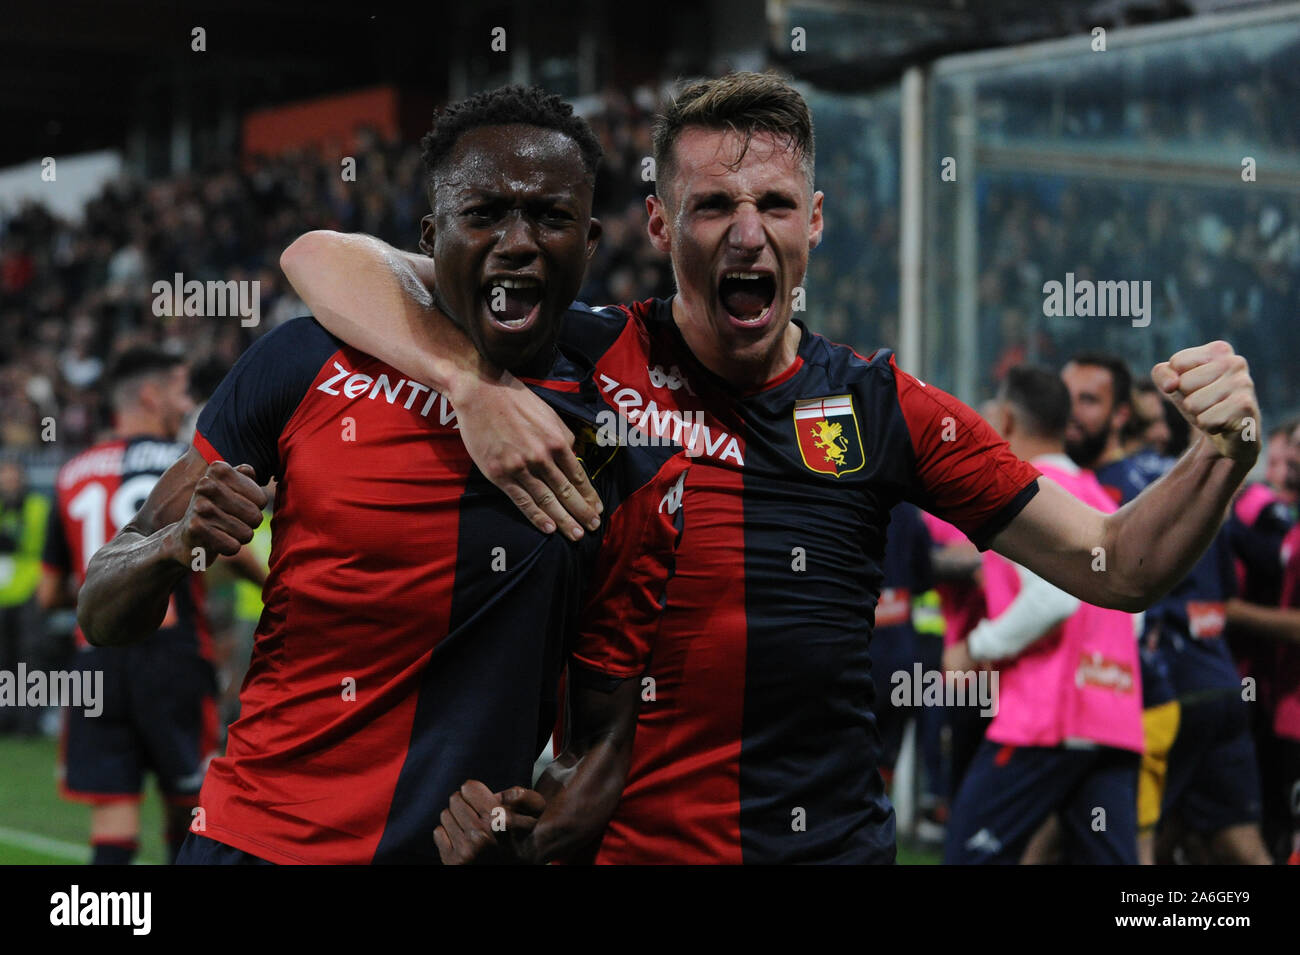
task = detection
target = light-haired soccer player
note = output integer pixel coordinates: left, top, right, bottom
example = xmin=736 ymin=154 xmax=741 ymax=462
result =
xmin=283 ymin=72 xmax=1264 ymax=863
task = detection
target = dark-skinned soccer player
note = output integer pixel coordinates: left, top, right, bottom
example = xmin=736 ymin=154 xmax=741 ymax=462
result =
xmin=78 ymin=86 xmax=686 ymax=864
xmin=287 ymin=73 xmax=1263 ymax=864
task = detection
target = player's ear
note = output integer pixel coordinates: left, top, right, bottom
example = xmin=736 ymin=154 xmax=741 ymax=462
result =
xmin=137 ymin=378 xmax=160 ymax=414
xmin=808 ymin=190 xmax=825 ymax=250
xmin=646 ymin=195 xmax=672 ymax=254
xmin=419 ymin=214 xmax=436 ymax=256
xmin=1112 ymin=401 xmax=1132 ymax=433
xmin=586 ymin=217 xmax=602 ymax=260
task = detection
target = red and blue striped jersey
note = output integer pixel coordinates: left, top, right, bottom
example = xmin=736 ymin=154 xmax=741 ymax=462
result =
xmin=570 ymin=299 xmax=1040 ymax=864
xmin=191 ymin=315 xmax=685 ymax=864
xmin=43 ymin=436 xmax=209 ymax=656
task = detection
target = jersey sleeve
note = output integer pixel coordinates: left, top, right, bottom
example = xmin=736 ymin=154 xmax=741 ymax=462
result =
xmin=891 ymin=356 xmax=1040 ymax=550
xmin=40 ymin=494 xmax=70 ymax=574
xmin=194 ymin=317 xmax=340 ymax=483
xmin=559 ymin=301 xmax=637 ymax=367
xmin=569 ymin=454 xmax=689 ymax=684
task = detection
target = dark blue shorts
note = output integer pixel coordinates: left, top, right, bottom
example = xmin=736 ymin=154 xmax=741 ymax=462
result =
xmin=176 ymin=832 xmax=274 ymax=865
xmin=945 ymin=740 xmax=1139 ymax=864
xmin=61 ymin=643 xmax=217 ymax=803
xmin=1163 ymin=692 xmax=1262 ymax=834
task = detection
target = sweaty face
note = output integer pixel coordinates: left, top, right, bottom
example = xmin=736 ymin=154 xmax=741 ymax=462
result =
xmin=426 ymin=124 xmax=598 ymax=372
xmin=1062 ymin=363 xmax=1118 ymax=467
xmin=650 ymin=128 xmax=822 ymax=386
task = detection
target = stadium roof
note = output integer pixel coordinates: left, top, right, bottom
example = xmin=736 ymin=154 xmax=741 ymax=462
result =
xmin=1 ymin=0 xmax=1282 ymax=168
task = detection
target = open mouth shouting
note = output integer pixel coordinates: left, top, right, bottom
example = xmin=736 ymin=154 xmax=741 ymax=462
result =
xmin=484 ymin=275 xmax=545 ymax=334
xmin=717 ymin=269 xmax=777 ymax=331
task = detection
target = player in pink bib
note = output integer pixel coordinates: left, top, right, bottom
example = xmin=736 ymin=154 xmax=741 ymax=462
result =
xmin=944 ymin=366 xmax=1143 ymax=864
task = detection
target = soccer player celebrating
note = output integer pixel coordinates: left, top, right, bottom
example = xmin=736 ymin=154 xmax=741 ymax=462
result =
xmin=285 ymin=72 xmax=1263 ymax=864
xmin=941 ymin=366 xmax=1143 ymax=864
xmin=78 ymin=87 xmax=685 ymax=864
xmin=40 ymin=348 xmax=251 ymax=864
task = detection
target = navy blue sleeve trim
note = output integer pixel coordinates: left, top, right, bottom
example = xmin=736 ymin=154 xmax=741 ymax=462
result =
xmin=195 ymin=317 xmax=341 ymax=483
xmin=968 ymin=478 xmax=1040 ymax=552
xmin=557 ymin=302 xmax=633 ymax=367
xmin=567 ymin=659 xmax=636 ymax=695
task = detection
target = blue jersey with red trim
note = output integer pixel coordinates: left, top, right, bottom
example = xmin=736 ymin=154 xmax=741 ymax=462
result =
xmin=1095 ymin=452 xmax=1239 ymax=698
xmin=192 ymin=315 xmax=684 ymax=864
xmin=570 ymin=299 xmax=1040 ymax=864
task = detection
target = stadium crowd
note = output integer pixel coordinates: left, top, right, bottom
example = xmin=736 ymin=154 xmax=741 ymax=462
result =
xmin=0 ymin=89 xmax=680 ymax=455
xmin=974 ymin=177 xmax=1300 ymax=416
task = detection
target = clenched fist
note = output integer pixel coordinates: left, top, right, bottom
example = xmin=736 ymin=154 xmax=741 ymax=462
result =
xmin=1152 ymin=341 xmax=1260 ymax=466
xmin=171 ymin=461 xmax=268 ymax=567
xmin=434 ymin=779 xmax=546 ymax=865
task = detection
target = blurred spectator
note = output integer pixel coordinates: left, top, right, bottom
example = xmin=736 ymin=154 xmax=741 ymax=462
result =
xmin=0 ymin=458 xmax=50 ymax=735
xmin=0 ymin=92 xmax=679 ymax=458
xmin=974 ymin=179 xmax=1300 ymax=419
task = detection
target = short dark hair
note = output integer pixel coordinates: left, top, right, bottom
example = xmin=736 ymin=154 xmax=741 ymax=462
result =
xmin=107 ymin=346 xmax=185 ymax=411
xmin=420 ymin=85 xmax=602 ymax=205
xmin=653 ymin=71 xmax=815 ymax=202
xmin=1067 ymin=351 xmax=1133 ymax=412
xmin=1000 ymin=364 xmax=1072 ymax=438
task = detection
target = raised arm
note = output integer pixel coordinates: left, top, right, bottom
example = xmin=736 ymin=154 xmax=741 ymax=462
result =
xmin=280 ymin=231 xmax=602 ymax=540
xmin=78 ymin=449 xmax=266 ymax=647
xmin=280 ymin=232 xmax=479 ymax=396
xmin=991 ymin=342 xmax=1258 ymax=611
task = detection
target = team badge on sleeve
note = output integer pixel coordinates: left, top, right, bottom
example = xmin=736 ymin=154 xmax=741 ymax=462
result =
xmin=793 ymin=395 xmax=865 ymax=477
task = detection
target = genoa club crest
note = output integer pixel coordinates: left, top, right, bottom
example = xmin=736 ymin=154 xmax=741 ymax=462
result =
xmin=794 ymin=395 xmax=864 ymax=477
